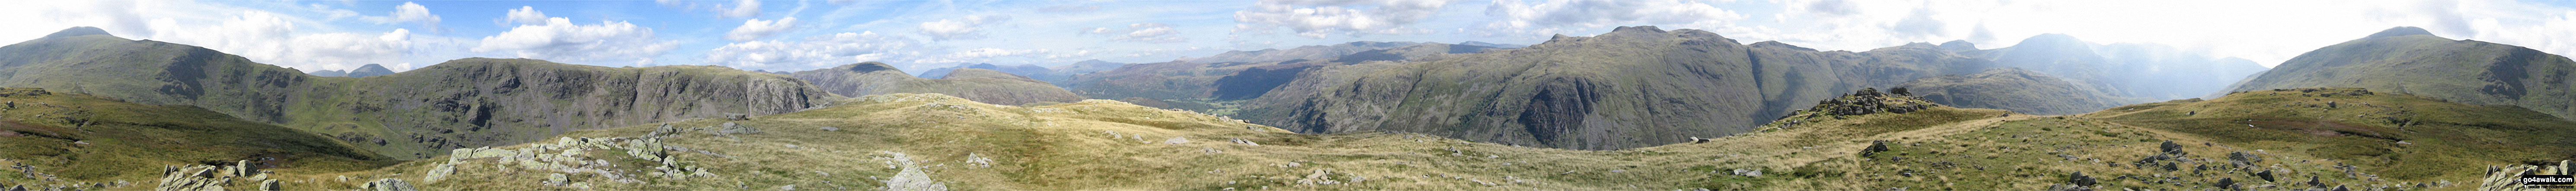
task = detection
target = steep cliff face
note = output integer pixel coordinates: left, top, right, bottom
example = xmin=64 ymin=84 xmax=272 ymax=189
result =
xmin=2224 ymin=26 xmax=2576 ymax=120
xmin=1244 ymin=26 xmax=1986 ymax=149
xmin=792 ymin=62 xmax=1082 ymax=105
xmin=0 ymin=28 xmax=836 ymax=159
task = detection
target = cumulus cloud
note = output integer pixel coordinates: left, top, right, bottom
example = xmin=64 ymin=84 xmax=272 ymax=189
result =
xmin=142 ymin=11 xmax=415 ymax=71
xmin=720 ymin=0 xmax=761 ymax=18
xmin=918 ymin=15 xmax=1009 ymax=41
xmin=504 ymin=6 xmax=547 ymax=25
xmin=472 ymin=17 xmax=677 ymax=65
xmin=1232 ymin=0 xmax=1454 ymax=38
xmin=705 ymin=31 xmax=920 ymax=69
xmin=727 ymin=17 xmax=798 ymax=41
xmin=1481 ymin=0 xmax=1746 ymax=36
xmin=375 ymin=2 xmax=442 ymax=31
xmin=1039 ymin=5 xmax=1101 ymax=13
xmin=1084 ymin=23 xmax=1185 ymax=43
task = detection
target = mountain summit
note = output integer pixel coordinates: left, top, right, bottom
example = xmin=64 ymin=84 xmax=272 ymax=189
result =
xmin=41 ymin=26 xmax=111 ymax=39
xmin=2364 ymin=26 xmax=2436 ymax=39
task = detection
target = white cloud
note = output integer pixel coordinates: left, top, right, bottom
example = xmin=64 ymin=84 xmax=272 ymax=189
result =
xmin=918 ymin=15 xmax=1009 ymax=41
xmin=720 ymin=0 xmax=762 ymax=18
xmin=1084 ymin=23 xmax=1185 ymax=43
xmin=705 ymin=31 xmax=920 ymax=69
xmin=1481 ymin=0 xmax=1746 ymax=36
xmin=141 ymin=11 xmax=415 ymax=71
xmin=379 ymin=2 xmax=441 ymax=31
xmin=727 ymin=17 xmax=798 ymax=41
xmin=472 ymin=17 xmax=677 ymax=65
xmin=504 ymin=6 xmax=547 ymax=25
xmin=1232 ymin=0 xmax=1455 ymax=38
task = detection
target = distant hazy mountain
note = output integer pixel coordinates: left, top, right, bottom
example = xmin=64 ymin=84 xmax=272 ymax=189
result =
xmin=1048 ymin=59 xmax=1129 ymax=74
xmin=2223 ymin=26 xmax=2576 ymax=120
xmin=309 ymin=69 xmax=349 ymax=77
xmin=791 ymin=62 xmax=1082 ymax=105
xmin=916 ymin=63 xmax=1082 ymax=85
xmin=346 ymin=64 xmax=395 ymax=78
xmin=0 ymin=27 xmax=835 ymax=159
xmin=1950 ymin=34 xmax=2270 ymax=102
xmin=1458 ymin=41 xmax=1527 ymax=49
xmin=1181 ymin=41 xmax=1423 ymax=63
xmin=1245 ymin=26 xmax=1990 ymax=149
xmin=1897 ymin=68 xmax=2131 ymax=115
xmin=1069 ymin=42 xmax=1496 ymax=101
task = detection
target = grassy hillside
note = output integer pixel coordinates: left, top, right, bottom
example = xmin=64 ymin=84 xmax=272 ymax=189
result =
xmin=2223 ymin=26 xmax=2576 ymax=121
xmin=1243 ymin=26 xmax=1990 ymax=150
xmin=225 ymin=87 xmax=2554 ymax=191
xmin=0 ymin=27 xmax=838 ymax=159
xmin=791 ymin=62 xmax=1082 ymax=105
xmin=1899 ymin=68 xmax=2133 ymax=115
xmin=0 ymin=88 xmax=389 ymax=189
xmin=2088 ymin=87 xmax=2576 ymax=182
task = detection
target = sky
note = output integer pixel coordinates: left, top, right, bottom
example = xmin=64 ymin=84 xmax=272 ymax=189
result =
xmin=5 ymin=0 xmax=2575 ymax=73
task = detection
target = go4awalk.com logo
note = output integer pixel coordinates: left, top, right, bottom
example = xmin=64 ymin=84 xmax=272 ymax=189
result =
xmin=2528 ymin=175 xmax=2575 ymax=189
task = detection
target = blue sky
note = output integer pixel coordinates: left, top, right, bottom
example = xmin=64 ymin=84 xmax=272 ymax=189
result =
xmin=7 ymin=0 xmax=2576 ymax=74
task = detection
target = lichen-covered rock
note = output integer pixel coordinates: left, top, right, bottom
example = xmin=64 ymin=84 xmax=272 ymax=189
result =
xmin=424 ymin=162 xmax=456 ymax=183
xmin=361 ymin=178 xmax=416 ymax=191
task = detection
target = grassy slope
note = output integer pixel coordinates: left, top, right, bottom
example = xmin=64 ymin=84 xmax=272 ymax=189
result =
xmin=0 ymin=88 xmax=389 ymax=188
xmin=274 ymin=87 xmax=2547 ymax=190
xmin=2224 ymin=27 xmax=2576 ymax=121
xmin=1899 ymin=68 xmax=2132 ymax=115
xmin=2088 ymin=87 xmax=2576 ymax=182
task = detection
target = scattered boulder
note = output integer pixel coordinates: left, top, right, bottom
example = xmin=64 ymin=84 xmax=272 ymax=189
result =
xmin=1861 ymin=140 xmax=1892 ymax=157
xmin=719 ymin=122 xmax=763 ymax=134
xmin=820 ymin=126 xmax=841 ymax=131
xmin=2228 ymin=152 xmax=2263 ymax=166
xmin=1164 ymin=136 xmax=1191 ymax=145
xmin=1230 ymin=138 xmax=1259 ymax=146
xmin=2215 ymin=177 xmax=2237 ymax=190
xmin=2067 ymin=171 xmax=2097 ymax=187
xmin=725 ymin=113 xmax=750 ymax=120
xmin=361 ymin=178 xmax=416 ymax=191
xmin=424 ymin=163 xmax=456 ymax=183
xmin=2158 ymin=141 xmax=2183 ymax=155
xmin=2253 ymin=170 xmax=2275 ymax=182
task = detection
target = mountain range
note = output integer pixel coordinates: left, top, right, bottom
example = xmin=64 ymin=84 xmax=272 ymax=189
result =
xmin=0 ymin=24 xmax=2569 ymax=191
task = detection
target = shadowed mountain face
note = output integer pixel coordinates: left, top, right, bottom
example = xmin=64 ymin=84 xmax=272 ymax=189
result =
xmin=1243 ymin=26 xmax=1992 ymax=149
xmin=2224 ymin=26 xmax=2576 ymax=120
xmin=792 ymin=62 xmax=1082 ymax=105
xmin=0 ymin=27 xmax=836 ymax=159
xmin=1898 ymin=68 xmax=2129 ymax=115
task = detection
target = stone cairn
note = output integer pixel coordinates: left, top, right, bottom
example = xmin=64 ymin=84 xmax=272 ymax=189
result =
xmin=154 ymin=160 xmax=278 ymax=191
xmin=1768 ymin=88 xmax=1936 ymax=129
